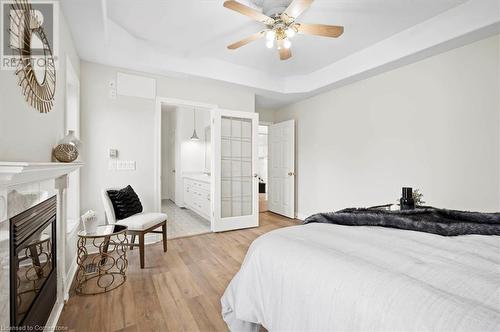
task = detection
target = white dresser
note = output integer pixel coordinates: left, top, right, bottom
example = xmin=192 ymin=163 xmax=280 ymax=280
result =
xmin=183 ymin=175 xmax=211 ymax=220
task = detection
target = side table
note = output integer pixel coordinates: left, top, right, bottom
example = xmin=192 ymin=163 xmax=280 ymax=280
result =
xmin=76 ymin=224 xmax=128 ymax=295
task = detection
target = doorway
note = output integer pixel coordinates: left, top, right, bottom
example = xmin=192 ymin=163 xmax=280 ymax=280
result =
xmin=155 ymin=98 xmax=261 ymax=234
xmin=160 ymin=102 xmax=212 ymax=239
xmin=258 ymin=124 xmax=269 ymax=212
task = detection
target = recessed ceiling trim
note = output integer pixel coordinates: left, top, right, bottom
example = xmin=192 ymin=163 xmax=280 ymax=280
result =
xmin=62 ymin=0 xmax=499 ymax=99
xmin=283 ymin=0 xmax=500 ymax=94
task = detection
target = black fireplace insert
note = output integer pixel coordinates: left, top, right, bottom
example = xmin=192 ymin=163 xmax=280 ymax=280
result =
xmin=10 ymin=195 xmax=57 ymax=328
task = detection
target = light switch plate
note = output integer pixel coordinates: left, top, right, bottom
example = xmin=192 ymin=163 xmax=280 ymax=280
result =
xmin=116 ymin=160 xmax=136 ymax=171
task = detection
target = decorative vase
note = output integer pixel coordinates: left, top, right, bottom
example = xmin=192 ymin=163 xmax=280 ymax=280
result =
xmin=81 ymin=210 xmax=98 ymax=234
xmin=400 ymin=187 xmax=415 ymax=210
xmin=53 ymin=130 xmax=81 ymax=162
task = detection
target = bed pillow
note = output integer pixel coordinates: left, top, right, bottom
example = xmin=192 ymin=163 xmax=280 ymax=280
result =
xmin=107 ymin=185 xmax=143 ymax=220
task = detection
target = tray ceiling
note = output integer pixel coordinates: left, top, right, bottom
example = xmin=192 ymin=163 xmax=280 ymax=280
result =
xmin=61 ymin=0 xmax=500 ymax=107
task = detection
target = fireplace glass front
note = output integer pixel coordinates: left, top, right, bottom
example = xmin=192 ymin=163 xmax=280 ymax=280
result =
xmin=10 ymin=196 xmax=57 ymax=328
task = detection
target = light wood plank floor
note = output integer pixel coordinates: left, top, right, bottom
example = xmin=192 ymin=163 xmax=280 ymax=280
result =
xmin=58 ymin=212 xmax=299 ymax=332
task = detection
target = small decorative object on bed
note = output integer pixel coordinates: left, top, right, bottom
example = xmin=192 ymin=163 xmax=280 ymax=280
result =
xmin=412 ymin=188 xmax=425 ymax=206
xmin=399 ymin=187 xmax=415 ymax=210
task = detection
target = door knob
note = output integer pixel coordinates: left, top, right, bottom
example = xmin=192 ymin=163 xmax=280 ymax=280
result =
xmin=288 ymin=172 xmax=295 ymax=176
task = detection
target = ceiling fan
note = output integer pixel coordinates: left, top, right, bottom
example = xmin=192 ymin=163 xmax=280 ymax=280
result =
xmin=224 ymin=0 xmax=344 ymax=61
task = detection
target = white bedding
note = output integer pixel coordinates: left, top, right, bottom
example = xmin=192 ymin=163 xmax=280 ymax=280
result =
xmin=221 ymin=223 xmax=500 ymax=331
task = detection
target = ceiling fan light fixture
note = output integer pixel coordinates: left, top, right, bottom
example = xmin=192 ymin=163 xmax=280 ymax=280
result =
xmin=266 ymin=30 xmax=276 ymax=41
xmin=283 ymin=38 xmax=291 ymax=49
xmin=223 ymin=0 xmax=344 ymax=61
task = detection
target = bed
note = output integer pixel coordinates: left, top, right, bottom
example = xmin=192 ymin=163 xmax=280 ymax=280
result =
xmin=221 ymin=221 xmax=500 ymax=331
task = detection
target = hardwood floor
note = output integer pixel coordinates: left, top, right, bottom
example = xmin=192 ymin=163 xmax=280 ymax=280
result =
xmin=58 ymin=212 xmax=299 ymax=332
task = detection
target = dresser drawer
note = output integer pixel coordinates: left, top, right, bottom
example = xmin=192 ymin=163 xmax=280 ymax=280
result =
xmin=193 ymin=180 xmax=209 ymax=192
xmin=183 ymin=176 xmax=211 ymax=220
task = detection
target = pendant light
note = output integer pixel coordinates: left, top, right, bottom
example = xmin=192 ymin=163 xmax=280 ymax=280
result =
xmin=190 ymin=107 xmax=200 ymax=140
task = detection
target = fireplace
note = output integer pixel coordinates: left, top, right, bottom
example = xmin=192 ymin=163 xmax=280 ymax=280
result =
xmin=10 ymin=195 xmax=57 ymax=328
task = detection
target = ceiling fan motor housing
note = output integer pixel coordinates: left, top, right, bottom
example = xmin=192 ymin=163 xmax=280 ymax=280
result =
xmin=251 ymin=0 xmax=294 ymax=17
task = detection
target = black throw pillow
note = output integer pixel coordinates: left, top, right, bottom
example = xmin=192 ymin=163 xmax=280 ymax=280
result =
xmin=107 ymin=185 xmax=143 ymax=220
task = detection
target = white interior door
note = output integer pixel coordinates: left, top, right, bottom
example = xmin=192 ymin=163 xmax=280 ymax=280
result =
xmin=212 ymin=109 xmax=259 ymax=232
xmin=268 ymin=120 xmax=295 ymax=218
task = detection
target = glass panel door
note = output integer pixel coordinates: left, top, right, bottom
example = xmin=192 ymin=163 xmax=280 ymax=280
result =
xmin=212 ymin=109 xmax=259 ymax=232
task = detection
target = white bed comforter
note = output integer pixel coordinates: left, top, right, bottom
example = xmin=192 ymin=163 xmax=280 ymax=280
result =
xmin=221 ymin=223 xmax=500 ymax=331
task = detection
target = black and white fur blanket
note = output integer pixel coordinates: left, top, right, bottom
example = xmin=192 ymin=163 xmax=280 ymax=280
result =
xmin=304 ymin=207 xmax=500 ymax=236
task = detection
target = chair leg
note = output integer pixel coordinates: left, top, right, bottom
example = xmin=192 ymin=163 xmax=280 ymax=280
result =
xmin=130 ymin=234 xmax=136 ymax=250
xmin=162 ymin=223 xmax=167 ymax=252
xmin=139 ymin=233 xmax=145 ymax=269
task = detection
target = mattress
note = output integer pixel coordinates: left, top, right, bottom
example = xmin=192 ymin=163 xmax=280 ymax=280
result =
xmin=221 ymin=223 xmax=500 ymax=331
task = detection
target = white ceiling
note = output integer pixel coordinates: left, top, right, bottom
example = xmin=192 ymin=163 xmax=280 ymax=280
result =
xmin=106 ymin=0 xmax=465 ymax=76
xmin=60 ymin=0 xmax=500 ymax=108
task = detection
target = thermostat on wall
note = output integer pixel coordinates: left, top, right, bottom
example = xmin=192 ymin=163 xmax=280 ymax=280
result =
xmin=109 ymin=149 xmax=118 ymax=158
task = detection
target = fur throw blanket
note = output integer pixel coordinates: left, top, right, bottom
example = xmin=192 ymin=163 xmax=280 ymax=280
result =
xmin=304 ymin=207 xmax=500 ymax=236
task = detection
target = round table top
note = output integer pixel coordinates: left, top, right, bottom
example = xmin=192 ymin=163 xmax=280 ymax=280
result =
xmin=77 ymin=224 xmax=128 ymax=238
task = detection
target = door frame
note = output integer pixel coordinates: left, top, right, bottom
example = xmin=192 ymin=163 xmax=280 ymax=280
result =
xmin=154 ymin=97 xmax=218 ymax=213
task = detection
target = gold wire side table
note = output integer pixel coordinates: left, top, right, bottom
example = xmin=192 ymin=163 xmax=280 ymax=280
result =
xmin=76 ymin=224 xmax=128 ymax=295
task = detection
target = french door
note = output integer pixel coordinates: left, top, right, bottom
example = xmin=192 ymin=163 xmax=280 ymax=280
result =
xmin=211 ymin=109 xmax=259 ymax=232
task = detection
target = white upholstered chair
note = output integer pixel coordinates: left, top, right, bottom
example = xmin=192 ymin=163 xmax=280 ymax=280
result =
xmin=102 ymin=188 xmax=167 ymax=268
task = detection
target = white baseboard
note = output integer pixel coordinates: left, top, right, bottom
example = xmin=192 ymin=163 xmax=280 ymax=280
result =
xmin=44 ymin=299 xmax=64 ymax=332
xmin=296 ymin=212 xmax=308 ymax=221
xmin=64 ymin=260 xmax=78 ymax=301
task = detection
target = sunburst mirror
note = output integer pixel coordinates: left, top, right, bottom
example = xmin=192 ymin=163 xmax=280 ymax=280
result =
xmin=10 ymin=0 xmax=56 ymax=113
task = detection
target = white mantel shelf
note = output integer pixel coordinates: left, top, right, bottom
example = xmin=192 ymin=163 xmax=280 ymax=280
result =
xmin=0 ymin=161 xmax=84 ymax=187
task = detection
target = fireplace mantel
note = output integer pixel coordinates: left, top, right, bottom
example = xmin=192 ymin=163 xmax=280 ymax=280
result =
xmin=0 ymin=162 xmax=84 ymax=187
xmin=0 ymin=161 xmax=83 ymax=330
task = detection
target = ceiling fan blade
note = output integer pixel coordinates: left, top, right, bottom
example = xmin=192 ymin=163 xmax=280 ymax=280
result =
xmin=223 ymin=1 xmax=274 ymax=24
xmin=227 ymin=31 xmax=265 ymax=50
xmin=297 ymin=23 xmax=344 ymax=38
xmin=277 ymin=39 xmax=292 ymax=60
xmin=282 ymin=0 xmax=314 ymax=20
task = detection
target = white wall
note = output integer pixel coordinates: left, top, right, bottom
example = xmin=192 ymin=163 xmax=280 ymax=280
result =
xmin=177 ymin=106 xmax=211 ymax=175
xmin=275 ymin=35 xmax=500 ymax=218
xmin=0 ymin=11 xmax=80 ymax=161
xmin=257 ymin=108 xmax=276 ymax=123
xmin=80 ymin=62 xmax=255 ymax=220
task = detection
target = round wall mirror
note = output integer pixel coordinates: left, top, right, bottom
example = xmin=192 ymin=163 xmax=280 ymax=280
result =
xmin=30 ymin=31 xmax=47 ymax=85
xmin=11 ymin=0 xmax=56 ymax=113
